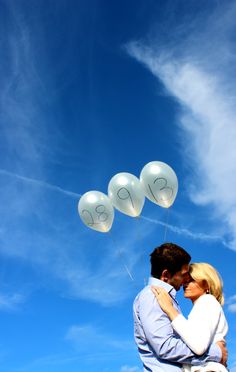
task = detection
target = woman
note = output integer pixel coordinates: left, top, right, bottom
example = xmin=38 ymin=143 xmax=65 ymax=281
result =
xmin=152 ymin=263 xmax=228 ymax=372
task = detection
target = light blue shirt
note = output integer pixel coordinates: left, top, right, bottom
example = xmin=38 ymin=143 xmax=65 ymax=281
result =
xmin=133 ymin=277 xmax=221 ymax=371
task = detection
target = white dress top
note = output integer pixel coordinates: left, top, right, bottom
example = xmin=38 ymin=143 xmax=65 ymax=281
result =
xmin=171 ymin=294 xmax=228 ymax=372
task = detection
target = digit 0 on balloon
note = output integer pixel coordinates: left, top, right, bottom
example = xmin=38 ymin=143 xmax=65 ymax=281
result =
xmin=140 ymin=161 xmax=178 ymax=208
xmin=78 ymin=191 xmax=114 ymax=232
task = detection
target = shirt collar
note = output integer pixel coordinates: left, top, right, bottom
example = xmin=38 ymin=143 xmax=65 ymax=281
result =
xmin=148 ymin=277 xmax=177 ymax=298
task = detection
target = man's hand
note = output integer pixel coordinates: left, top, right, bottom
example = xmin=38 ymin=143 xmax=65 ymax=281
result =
xmin=217 ymin=340 xmax=228 ymax=367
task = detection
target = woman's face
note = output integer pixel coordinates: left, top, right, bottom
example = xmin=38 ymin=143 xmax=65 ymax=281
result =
xmin=183 ymin=278 xmax=208 ymax=303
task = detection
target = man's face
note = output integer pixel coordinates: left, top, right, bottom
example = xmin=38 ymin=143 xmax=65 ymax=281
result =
xmin=168 ymin=264 xmax=190 ymax=291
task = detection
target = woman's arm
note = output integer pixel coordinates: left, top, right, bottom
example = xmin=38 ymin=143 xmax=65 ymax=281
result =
xmin=152 ymin=288 xmax=224 ymax=356
xmin=171 ymin=295 xmax=221 ymax=355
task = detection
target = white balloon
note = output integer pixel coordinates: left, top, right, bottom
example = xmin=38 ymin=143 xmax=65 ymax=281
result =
xmin=108 ymin=172 xmax=145 ymax=217
xmin=140 ymin=161 xmax=178 ymax=208
xmin=78 ymin=191 xmax=114 ymax=232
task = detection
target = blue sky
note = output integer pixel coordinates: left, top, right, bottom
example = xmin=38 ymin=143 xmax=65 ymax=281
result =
xmin=0 ymin=0 xmax=236 ymax=371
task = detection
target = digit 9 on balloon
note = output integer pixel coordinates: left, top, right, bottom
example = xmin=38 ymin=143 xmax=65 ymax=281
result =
xmin=108 ymin=172 xmax=145 ymax=217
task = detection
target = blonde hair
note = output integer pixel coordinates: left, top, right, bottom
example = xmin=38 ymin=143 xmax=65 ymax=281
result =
xmin=190 ymin=263 xmax=224 ymax=305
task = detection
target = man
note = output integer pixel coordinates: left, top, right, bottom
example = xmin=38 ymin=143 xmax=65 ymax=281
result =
xmin=133 ymin=242 xmax=227 ymax=371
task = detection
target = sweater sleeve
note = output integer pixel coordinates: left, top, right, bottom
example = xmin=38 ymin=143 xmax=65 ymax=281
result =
xmin=171 ymin=295 xmax=222 ymax=355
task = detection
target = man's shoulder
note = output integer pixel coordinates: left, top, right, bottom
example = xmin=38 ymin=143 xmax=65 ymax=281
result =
xmin=134 ymin=285 xmax=150 ymax=299
xmin=134 ymin=285 xmax=152 ymax=306
xmin=134 ymin=277 xmax=171 ymax=305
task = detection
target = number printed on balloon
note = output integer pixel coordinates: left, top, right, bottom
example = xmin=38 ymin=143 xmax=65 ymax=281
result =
xmin=117 ymin=187 xmax=135 ymax=210
xmin=148 ymin=177 xmax=174 ymax=203
xmin=81 ymin=209 xmax=96 ymax=226
xmin=78 ymin=191 xmax=114 ymax=232
xmin=95 ymin=204 xmax=109 ymax=223
xmin=81 ymin=204 xmax=108 ymax=227
xmin=108 ymin=172 xmax=145 ymax=217
xmin=140 ymin=161 xmax=178 ymax=208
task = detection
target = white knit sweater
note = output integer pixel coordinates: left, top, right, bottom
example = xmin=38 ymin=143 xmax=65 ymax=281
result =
xmin=171 ymin=294 xmax=228 ymax=372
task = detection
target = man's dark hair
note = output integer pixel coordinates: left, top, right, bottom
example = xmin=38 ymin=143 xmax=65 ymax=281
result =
xmin=150 ymin=242 xmax=191 ymax=278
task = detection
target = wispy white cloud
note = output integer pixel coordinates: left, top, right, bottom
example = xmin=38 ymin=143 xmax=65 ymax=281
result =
xmin=120 ymin=366 xmax=141 ymax=372
xmin=0 ymin=174 xmax=153 ymax=305
xmin=228 ymin=304 xmax=236 ymax=313
xmin=1 ymin=7 xmax=230 ymax=305
xmin=0 ymin=291 xmax=25 ymax=311
xmin=126 ymin=2 xmax=236 ymax=251
xmin=0 ymin=5 xmax=143 ymax=307
xmin=121 ymin=367 xmax=141 ymax=372
xmin=225 ymin=294 xmax=236 ymax=313
xmin=3 ymin=1 xmax=236 ymax=313
xmin=12 ymin=353 xmax=81 ymax=372
xmin=13 ymin=349 xmax=138 ymax=372
xmin=48 ymin=219 xmax=153 ymax=305
xmin=65 ymin=323 xmax=135 ymax=352
xmin=0 ymin=7 xmax=50 ymax=173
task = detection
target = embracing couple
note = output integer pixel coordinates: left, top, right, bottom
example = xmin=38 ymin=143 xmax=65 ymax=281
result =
xmin=133 ymin=242 xmax=228 ymax=371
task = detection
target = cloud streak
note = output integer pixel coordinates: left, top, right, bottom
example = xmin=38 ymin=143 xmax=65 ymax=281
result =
xmin=0 ymin=168 xmax=81 ymax=199
xmin=141 ymin=215 xmax=227 ymax=245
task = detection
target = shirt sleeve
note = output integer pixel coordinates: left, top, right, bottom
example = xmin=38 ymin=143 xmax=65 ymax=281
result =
xmin=139 ymin=290 xmax=221 ymax=365
xmin=171 ymin=295 xmax=222 ymax=355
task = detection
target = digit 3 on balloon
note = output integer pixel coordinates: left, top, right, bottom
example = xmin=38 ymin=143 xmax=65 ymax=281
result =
xmin=140 ymin=161 xmax=178 ymax=240
xmin=140 ymin=161 xmax=178 ymax=209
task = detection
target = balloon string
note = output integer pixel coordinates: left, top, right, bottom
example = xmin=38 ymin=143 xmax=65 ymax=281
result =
xmin=163 ymin=207 xmax=171 ymax=242
xmin=135 ymin=215 xmax=148 ymax=288
xmin=108 ymin=233 xmax=134 ymax=282
xmin=135 ymin=214 xmax=142 ymax=242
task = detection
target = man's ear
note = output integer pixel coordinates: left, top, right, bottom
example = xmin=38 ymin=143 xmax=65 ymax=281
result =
xmin=160 ymin=269 xmax=171 ymax=282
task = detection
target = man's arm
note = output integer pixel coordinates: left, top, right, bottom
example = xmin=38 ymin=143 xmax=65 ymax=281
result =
xmin=217 ymin=341 xmax=228 ymax=367
xmin=139 ymin=289 xmax=222 ymax=365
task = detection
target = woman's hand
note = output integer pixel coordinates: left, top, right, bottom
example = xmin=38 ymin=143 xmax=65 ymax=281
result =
xmin=151 ymin=286 xmax=173 ymax=311
xmin=151 ymin=286 xmax=179 ymax=320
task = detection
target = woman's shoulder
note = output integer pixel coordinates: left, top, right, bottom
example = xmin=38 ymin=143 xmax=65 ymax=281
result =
xmin=196 ymin=293 xmax=221 ymax=307
xmin=189 ymin=294 xmax=223 ymax=321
